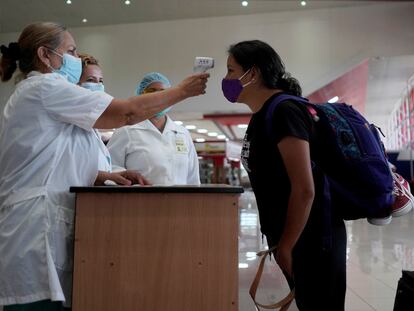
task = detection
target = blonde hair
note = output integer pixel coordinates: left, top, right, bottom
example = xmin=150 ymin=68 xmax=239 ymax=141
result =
xmin=79 ymin=53 xmax=100 ymax=70
xmin=0 ymin=22 xmax=66 ymax=82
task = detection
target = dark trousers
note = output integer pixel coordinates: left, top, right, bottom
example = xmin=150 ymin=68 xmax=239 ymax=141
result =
xmin=4 ymin=300 xmax=71 ymax=311
xmin=268 ymin=219 xmax=347 ymax=311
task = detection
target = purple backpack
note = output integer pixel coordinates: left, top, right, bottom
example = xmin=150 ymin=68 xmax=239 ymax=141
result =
xmin=266 ymin=94 xmax=394 ymax=220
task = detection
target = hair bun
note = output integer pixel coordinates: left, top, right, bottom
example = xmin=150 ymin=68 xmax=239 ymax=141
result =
xmin=0 ymin=42 xmax=21 ymax=61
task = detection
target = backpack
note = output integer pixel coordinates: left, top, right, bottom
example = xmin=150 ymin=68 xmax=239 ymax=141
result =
xmin=265 ymin=94 xmax=394 ymax=221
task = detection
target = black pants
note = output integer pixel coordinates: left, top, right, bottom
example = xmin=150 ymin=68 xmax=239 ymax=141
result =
xmin=267 ymin=219 xmax=347 ymax=311
xmin=4 ymin=300 xmax=71 ymax=311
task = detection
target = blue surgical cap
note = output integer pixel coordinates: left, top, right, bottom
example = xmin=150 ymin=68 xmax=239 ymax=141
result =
xmin=136 ymin=72 xmax=171 ymax=95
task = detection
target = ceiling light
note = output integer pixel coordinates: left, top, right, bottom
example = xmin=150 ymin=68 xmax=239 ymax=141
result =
xmin=237 ymin=124 xmax=248 ymax=129
xmin=82 ymin=18 xmax=87 ymax=23
xmin=66 ymin=0 xmax=72 ymax=4
xmin=125 ymin=0 xmax=131 ymax=4
xmin=207 ymin=132 xmax=218 ymax=137
xmin=241 ymin=1 xmax=248 ymax=7
xmin=217 ymin=135 xmax=226 ymax=140
xmin=195 ymin=138 xmax=206 ymax=143
xmin=328 ymin=96 xmax=339 ymax=103
xmin=185 ymin=125 xmax=197 ymax=130
xmin=197 ymin=129 xmax=208 ymax=134
xmin=301 ymin=1 xmax=307 ymax=6
xmin=239 ymin=263 xmax=249 ymax=269
xmin=174 ymin=121 xmax=183 ymax=125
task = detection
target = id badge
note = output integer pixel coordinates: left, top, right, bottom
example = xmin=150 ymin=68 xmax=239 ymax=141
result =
xmin=175 ymin=138 xmax=188 ymax=153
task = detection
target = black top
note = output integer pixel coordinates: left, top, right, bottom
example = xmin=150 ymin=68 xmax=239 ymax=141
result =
xmin=241 ymin=92 xmax=328 ymax=243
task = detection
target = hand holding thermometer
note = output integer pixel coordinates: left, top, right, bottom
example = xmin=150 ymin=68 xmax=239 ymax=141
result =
xmin=193 ymin=57 xmax=214 ymax=73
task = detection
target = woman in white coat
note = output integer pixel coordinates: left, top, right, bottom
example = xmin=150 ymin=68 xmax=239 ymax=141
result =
xmin=78 ymin=53 xmax=149 ymax=186
xmin=107 ymin=72 xmax=200 ymax=185
xmin=0 ymin=22 xmax=208 ymax=311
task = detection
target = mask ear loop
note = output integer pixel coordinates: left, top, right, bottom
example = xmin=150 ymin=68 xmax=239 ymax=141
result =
xmin=238 ymin=68 xmax=251 ymax=81
xmin=239 ymin=67 xmax=255 ymax=88
xmin=42 ymin=47 xmax=63 ymax=72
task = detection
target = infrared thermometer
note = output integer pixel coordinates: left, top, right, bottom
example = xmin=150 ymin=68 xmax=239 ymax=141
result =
xmin=193 ymin=57 xmax=214 ymax=73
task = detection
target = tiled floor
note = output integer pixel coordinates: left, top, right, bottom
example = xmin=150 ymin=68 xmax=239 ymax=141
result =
xmin=238 ymin=190 xmax=414 ymax=311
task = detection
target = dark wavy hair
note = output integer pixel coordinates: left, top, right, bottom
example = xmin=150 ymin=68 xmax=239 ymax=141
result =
xmin=0 ymin=22 xmax=66 ymax=82
xmin=228 ymin=40 xmax=302 ymax=96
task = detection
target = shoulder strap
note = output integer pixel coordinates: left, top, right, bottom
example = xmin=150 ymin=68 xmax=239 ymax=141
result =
xmin=249 ymin=246 xmax=295 ymax=310
xmin=265 ymin=94 xmax=318 ymax=137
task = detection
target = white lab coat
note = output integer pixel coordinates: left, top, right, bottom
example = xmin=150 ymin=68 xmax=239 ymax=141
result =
xmin=0 ymin=71 xmax=113 ymax=307
xmin=94 ymin=130 xmax=112 ymax=173
xmin=107 ymin=117 xmax=200 ymax=185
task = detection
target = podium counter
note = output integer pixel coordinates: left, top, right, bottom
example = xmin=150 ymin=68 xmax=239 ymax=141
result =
xmin=70 ymin=185 xmax=243 ymax=311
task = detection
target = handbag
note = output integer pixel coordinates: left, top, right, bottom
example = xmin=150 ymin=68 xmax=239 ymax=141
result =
xmin=249 ymin=246 xmax=295 ymax=311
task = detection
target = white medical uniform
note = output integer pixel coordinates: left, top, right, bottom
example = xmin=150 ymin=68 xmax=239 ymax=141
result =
xmin=94 ymin=130 xmax=112 ymax=173
xmin=107 ymin=117 xmax=200 ymax=185
xmin=0 ymin=71 xmax=113 ymax=307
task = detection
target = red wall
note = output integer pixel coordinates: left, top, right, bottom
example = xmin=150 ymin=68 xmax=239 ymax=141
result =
xmin=307 ymin=59 xmax=369 ymax=113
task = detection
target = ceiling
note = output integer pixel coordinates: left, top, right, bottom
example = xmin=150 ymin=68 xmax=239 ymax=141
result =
xmin=0 ymin=0 xmax=406 ymax=33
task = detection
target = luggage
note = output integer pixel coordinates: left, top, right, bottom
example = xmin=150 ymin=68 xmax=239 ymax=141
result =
xmin=393 ymin=270 xmax=414 ymax=311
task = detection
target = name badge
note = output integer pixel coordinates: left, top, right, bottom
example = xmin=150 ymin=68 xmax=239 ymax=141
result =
xmin=175 ymin=139 xmax=188 ymax=153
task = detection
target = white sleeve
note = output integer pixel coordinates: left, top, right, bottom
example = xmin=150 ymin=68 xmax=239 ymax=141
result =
xmin=107 ymin=127 xmax=130 ymax=172
xmin=40 ymin=74 xmax=113 ymax=130
xmin=185 ymin=131 xmax=201 ymax=185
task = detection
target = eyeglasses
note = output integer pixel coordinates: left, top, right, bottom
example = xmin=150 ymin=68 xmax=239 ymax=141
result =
xmin=142 ymin=87 xmax=165 ymax=94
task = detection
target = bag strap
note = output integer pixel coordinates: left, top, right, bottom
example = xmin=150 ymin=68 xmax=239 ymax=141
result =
xmin=249 ymin=246 xmax=295 ymax=310
xmin=265 ymin=94 xmax=319 ymax=138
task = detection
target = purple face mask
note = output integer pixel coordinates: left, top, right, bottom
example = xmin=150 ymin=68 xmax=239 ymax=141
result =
xmin=221 ymin=68 xmax=252 ymax=103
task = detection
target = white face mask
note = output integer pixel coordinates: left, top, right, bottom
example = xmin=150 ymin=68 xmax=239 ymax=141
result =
xmin=80 ymin=82 xmax=105 ymax=92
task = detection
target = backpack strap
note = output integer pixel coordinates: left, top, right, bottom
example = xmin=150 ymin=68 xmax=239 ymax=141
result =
xmin=265 ymin=94 xmax=318 ymax=138
xmin=249 ymin=246 xmax=295 ymax=310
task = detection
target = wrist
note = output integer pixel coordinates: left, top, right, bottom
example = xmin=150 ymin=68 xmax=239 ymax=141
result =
xmin=278 ymin=238 xmax=295 ymax=252
xmin=98 ymin=171 xmax=111 ymax=183
xmin=169 ymin=86 xmax=187 ymax=102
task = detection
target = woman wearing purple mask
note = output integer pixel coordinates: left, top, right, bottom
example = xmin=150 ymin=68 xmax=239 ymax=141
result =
xmin=222 ymin=40 xmax=346 ymax=310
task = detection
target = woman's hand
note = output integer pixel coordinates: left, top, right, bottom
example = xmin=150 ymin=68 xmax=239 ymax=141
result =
xmin=177 ymin=73 xmax=210 ymax=98
xmin=274 ymin=244 xmax=293 ymax=278
xmin=119 ymin=170 xmax=151 ymax=185
xmin=94 ymin=170 xmax=151 ymax=186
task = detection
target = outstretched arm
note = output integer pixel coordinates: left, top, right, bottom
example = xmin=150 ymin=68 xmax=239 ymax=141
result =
xmin=94 ymin=73 xmax=209 ymax=129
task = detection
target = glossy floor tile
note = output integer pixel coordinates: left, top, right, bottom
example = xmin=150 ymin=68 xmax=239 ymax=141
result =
xmin=238 ymin=190 xmax=414 ymax=311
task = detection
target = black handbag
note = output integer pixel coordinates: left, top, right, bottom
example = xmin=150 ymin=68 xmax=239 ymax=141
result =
xmin=393 ymin=270 xmax=414 ymax=311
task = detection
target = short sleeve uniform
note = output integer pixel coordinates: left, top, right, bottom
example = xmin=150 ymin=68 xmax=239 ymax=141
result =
xmin=0 ymin=72 xmax=113 ymax=307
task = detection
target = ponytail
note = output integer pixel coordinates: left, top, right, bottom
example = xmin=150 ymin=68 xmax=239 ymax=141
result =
xmin=0 ymin=22 xmax=66 ymax=83
xmin=0 ymin=42 xmax=20 ymax=82
xmin=277 ymin=73 xmax=302 ymax=96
